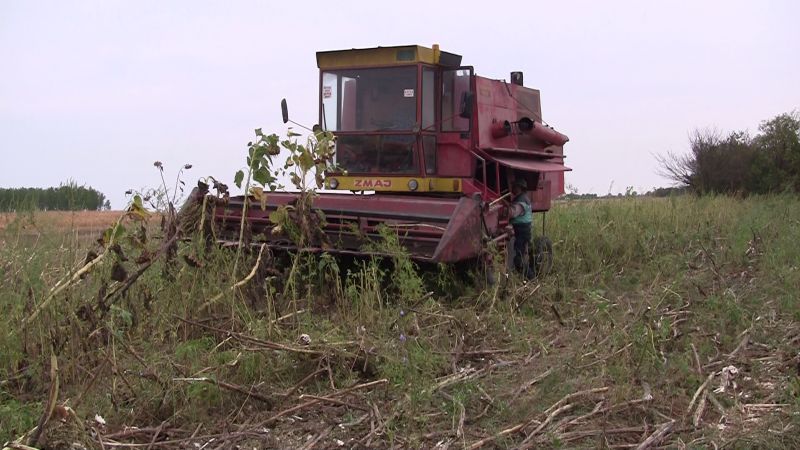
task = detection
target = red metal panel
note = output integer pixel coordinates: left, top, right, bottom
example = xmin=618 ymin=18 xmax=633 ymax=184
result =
xmin=431 ymin=196 xmax=483 ymax=263
xmin=532 ymin=179 xmax=553 ymax=212
xmin=224 ymin=192 xmax=462 ymax=220
xmin=492 ymin=156 xmax=572 ymax=173
xmin=474 ymin=77 xmax=555 ymax=154
xmin=484 ymin=146 xmax=564 ymax=159
xmin=436 ymin=133 xmax=472 ymax=177
xmin=475 ymin=77 xmax=518 ymax=151
xmin=544 ymin=171 xmax=566 ymax=198
xmin=530 ymin=121 xmax=569 ymax=146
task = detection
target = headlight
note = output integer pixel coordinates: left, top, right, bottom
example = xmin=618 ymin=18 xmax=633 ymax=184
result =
xmin=328 ymin=178 xmax=339 ymax=189
xmin=408 ymin=179 xmax=419 ymax=191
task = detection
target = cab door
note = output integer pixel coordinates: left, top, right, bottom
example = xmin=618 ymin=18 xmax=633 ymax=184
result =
xmin=419 ymin=65 xmax=437 ymax=176
xmin=437 ymin=67 xmax=474 ymax=178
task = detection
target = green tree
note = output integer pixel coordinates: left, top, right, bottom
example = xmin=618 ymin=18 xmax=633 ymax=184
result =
xmin=0 ymin=182 xmax=109 ymax=212
xmin=752 ymin=111 xmax=800 ymax=192
xmin=657 ymin=110 xmax=800 ymax=195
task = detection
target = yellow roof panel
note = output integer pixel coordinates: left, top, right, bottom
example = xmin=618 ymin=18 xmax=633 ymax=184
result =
xmin=316 ymin=45 xmax=462 ymax=69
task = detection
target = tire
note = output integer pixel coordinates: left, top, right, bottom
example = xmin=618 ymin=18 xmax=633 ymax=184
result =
xmin=529 ymin=236 xmax=553 ymax=278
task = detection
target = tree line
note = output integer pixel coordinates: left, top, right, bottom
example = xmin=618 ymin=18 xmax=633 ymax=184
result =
xmin=561 ymin=186 xmax=688 ymax=200
xmin=658 ymin=110 xmax=800 ymax=195
xmin=0 ymin=181 xmax=110 ymax=212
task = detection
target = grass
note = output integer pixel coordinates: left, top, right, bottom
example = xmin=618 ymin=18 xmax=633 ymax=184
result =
xmin=0 ymin=195 xmax=799 ymax=448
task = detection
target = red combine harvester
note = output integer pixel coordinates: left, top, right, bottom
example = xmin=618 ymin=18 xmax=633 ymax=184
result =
xmin=211 ymin=44 xmax=570 ymax=270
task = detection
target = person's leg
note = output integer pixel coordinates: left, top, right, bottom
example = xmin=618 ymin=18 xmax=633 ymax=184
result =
xmin=512 ymin=224 xmax=528 ymax=275
xmin=518 ymin=224 xmax=533 ymax=279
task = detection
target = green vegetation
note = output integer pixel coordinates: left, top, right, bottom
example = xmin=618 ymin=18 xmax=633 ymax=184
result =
xmin=659 ymin=110 xmax=800 ymax=194
xmin=2 ymin=193 xmax=798 ymax=448
xmin=0 ymin=180 xmax=110 ymax=212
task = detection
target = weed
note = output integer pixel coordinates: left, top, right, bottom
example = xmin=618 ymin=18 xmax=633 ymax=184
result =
xmin=174 ymin=337 xmax=215 ymax=368
xmin=2 ymin=194 xmax=800 ymax=448
xmin=0 ymin=395 xmax=39 ymax=443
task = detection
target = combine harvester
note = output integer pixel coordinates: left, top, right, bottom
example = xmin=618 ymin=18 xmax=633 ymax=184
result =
xmin=203 ymin=44 xmax=570 ymax=273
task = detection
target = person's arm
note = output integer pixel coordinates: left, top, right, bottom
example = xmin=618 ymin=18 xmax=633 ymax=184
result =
xmin=510 ymin=201 xmax=525 ymax=218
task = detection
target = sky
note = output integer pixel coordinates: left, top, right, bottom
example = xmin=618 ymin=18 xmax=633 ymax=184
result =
xmin=1 ymin=0 xmax=799 ymax=208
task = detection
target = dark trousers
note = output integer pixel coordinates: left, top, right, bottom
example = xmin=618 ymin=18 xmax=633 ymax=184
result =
xmin=512 ymin=222 xmax=533 ymax=278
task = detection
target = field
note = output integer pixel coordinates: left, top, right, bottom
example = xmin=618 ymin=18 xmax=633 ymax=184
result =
xmin=0 ymin=210 xmax=120 ymax=235
xmin=1 ymin=196 xmax=799 ymax=449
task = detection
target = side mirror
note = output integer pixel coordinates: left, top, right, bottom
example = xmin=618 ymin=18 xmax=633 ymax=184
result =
xmin=459 ymin=91 xmax=474 ymax=119
xmin=281 ymin=98 xmax=289 ymax=124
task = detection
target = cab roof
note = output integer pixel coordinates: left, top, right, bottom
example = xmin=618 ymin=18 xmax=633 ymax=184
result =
xmin=316 ymin=44 xmax=463 ymax=69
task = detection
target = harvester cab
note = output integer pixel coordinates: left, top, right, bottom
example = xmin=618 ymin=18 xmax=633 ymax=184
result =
xmin=208 ymin=44 xmax=570 ymax=270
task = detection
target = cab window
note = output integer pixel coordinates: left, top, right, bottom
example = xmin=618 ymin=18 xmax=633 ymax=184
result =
xmin=321 ymin=67 xmax=417 ymax=132
xmin=442 ymin=68 xmax=472 ymax=132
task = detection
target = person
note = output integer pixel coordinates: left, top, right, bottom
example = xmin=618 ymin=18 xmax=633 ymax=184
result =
xmin=510 ymin=178 xmax=534 ymax=279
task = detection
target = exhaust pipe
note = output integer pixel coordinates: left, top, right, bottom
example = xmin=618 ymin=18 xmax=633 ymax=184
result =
xmin=518 ymin=117 xmax=569 ymax=146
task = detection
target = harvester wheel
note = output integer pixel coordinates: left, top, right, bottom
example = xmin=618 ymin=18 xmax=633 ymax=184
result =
xmin=530 ymin=236 xmax=553 ymax=277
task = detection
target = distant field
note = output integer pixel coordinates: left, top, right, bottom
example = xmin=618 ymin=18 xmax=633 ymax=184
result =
xmin=0 ymin=210 xmax=123 ymax=236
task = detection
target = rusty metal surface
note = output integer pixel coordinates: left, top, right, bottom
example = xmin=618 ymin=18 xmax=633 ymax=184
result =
xmin=430 ymin=196 xmax=484 ymax=263
xmin=215 ymin=193 xmax=456 ymax=260
xmin=491 ymin=156 xmax=572 ymax=173
xmin=223 ymin=192 xmax=459 ymax=220
xmin=213 ymin=192 xmax=503 ymax=263
xmin=530 ymin=121 xmax=569 ymax=146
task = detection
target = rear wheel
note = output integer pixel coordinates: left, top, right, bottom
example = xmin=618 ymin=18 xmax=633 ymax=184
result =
xmin=529 ymin=236 xmax=553 ymax=278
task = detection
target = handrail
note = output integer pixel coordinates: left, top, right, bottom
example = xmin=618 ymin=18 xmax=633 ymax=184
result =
xmin=470 ymin=150 xmax=488 ymax=199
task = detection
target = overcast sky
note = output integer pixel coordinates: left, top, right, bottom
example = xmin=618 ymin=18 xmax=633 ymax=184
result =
xmin=1 ymin=1 xmax=798 ymax=208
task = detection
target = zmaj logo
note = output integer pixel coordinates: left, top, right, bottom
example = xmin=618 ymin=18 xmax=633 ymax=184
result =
xmin=354 ymin=179 xmax=392 ymax=188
